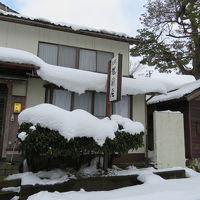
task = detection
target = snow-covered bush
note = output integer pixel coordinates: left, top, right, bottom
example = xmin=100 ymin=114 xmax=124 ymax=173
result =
xmin=17 ymin=122 xmax=144 ymax=172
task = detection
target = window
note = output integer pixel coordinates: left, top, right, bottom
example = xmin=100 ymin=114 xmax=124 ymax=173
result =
xmin=74 ymin=92 xmax=92 ymax=113
xmin=38 ymin=42 xmax=114 ymax=73
xmin=46 ymin=87 xmax=131 ymax=119
xmin=38 ymin=43 xmax=58 ymax=65
xmin=52 ymin=89 xmax=72 ymax=111
xmin=58 ymin=46 xmax=76 ymax=68
xmin=94 ymin=93 xmax=106 ymax=118
xmin=113 ymin=96 xmax=131 ymax=118
xmin=79 ymin=49 xmax=96 ymax=72
xmin=97 ymin=51 xmax=113 ymax=73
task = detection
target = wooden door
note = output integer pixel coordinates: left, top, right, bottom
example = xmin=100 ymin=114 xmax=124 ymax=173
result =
xmin=0 ymin=84 xmax=8 ymax=157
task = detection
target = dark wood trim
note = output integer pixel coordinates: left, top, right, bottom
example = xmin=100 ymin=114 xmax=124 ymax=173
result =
xmin=1 ymin=82 xmax=12 ymax=158
xmin=130 ymin=96 xmax=133 ymax=119
xmin=106 ymin=61 xmax=111 ymax=117
xmin=186 ymin=89 xmax=200 ymax=101
xmin=112 ymin=153 xmax=145 ymax=164
xmin=117 ymin=54 xmax=122 ymax=101
xmin=91 ymin=92 xmax=95 ymax=115
xmin=0 ymin=61 xmax=40 ymax=70
xmin=0 ymin=84 xmax=8 ymax=158
xmin=75 ymin=48 xmax=80 ymax=69
xmin=0 ymin=14 xmax=138 ymax=44
xmin=49 ymin=88 xmax=54 ymax=104
xmin=71 ymin=93 xmax=75 ymax=111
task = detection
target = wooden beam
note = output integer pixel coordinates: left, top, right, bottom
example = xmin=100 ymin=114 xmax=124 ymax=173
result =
xmin=0 ymin=61 xmax=40 ymax=70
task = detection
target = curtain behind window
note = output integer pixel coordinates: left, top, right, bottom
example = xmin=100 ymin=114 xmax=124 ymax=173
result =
xmin=58 ymin=46 xmax=76 ymax=68
xmin=113 ymin=96 xmax=130 ymax=118
xmin=94 ymin=93 xmax=106 ymax=117
xmin=52 ymin=89 xmax=72 ymax=111
xmin=38 ymin=43 xmax=58 ymax=65
xmin=74 ymin=92 xmax=92 ymax=112
xmin=79 ymin=49 xmax=96 ymax=72
xmin=97 ymin=52 xmax=113 ymax=73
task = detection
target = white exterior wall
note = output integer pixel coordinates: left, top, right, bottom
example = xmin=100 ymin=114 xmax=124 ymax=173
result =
xmin=129 ymin=95 xmax=146 ymax=154
xmin=153 ymin=111 xmax=185 ymax=169
xmin=26 ymin=78 xmax=46 ymax=108
xmin=0 ymin=20 xmax=129 ymax=76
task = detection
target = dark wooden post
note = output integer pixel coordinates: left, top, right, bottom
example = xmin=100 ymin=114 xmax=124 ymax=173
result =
xmin=103 ymin=61 xmax=112 ymax=171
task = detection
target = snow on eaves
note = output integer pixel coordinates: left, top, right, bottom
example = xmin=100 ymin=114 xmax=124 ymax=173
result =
xmin=0 ymin=9 xmax=130 ymax=39
xmin=0 ymin=47 xmax=167 ymax=95
xmin=148 ymin=79 xmax=200 ymax=104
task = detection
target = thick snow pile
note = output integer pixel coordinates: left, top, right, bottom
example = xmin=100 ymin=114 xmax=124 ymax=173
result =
xmin=6 ymin=169 xmax=73 ymax=186
xmin=0 ymin=47 xmax=167 ymax=95
xmin=0 ymin=9 xmax=129 ymax=38
xmin=131 ymin=62 xmax=195 ymax=91
xmin=0 ymin=47 xmax=43 ymax=67
xmin=18 ymin=104 xmax=144 ymax=146
xmin=18 ymin=104 xmax=118 ymax=146
xmin=111 ymin=115 xmax=144 ymax=134
xmin=148 ymin=79 xmax=200 ymax=104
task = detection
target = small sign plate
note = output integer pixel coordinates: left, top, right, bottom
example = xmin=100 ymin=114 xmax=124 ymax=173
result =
xmin=109 ymin=54 xmax=122 ymax=102
xmin=14 ymin=103 xmax=22 ymax=113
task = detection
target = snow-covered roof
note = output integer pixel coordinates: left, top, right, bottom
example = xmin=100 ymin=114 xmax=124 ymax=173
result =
xmin=0 ymin=9 xmax=137 ymax=44
xmin=18 ymin=104 xmax=144 ymax=146
xmin=148 ymin=80 xmax=200 ymax=104
xmin=0 ymin=47 xmax=167 ymax=95
xmin=131 ymin=62 xmax=195 ymax=91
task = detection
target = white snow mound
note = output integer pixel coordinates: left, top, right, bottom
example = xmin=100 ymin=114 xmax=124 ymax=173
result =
xmin=0 ymin=47 xmax=167 ymax=95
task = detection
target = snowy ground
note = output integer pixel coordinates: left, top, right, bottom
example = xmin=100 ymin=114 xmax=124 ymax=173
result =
xmin=4 ymin=164 xmax=200 ymax=200
xmin=26 ymin=167 xmax=200 ymax=200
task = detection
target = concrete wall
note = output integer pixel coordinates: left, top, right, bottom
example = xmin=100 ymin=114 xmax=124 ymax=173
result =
xmin=153 ymin=111 xmax=185 ymax=169
xmin=0 ymin=20 xmax=129 ymax=76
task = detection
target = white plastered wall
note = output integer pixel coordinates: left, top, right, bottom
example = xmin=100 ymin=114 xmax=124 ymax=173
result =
xmin=129 ymin=94 xmax=146 ymax=154
xmin=153 ymin=111 xmax=186 ymax=169
xmin=26 ymin=78 xmax=46 ymax=108
xmin=0 ymin=20 xmax=129 ymax=76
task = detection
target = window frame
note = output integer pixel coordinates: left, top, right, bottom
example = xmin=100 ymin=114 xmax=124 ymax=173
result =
xmin=38 ymin=41 xmax=114 ymax=74
xmin=44 ymin=85 xmax=131 ymax=119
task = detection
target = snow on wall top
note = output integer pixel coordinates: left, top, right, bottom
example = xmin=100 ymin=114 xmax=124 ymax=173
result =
xmin=148 ymin=80 xmax=200 ymax=104
xmin=0 ymin=47 xmax=167 ymax=95
xmin=0 ymin=9 xmax=134 ymax=41
xmin=18 ymin=104 xmax=144 ymax=145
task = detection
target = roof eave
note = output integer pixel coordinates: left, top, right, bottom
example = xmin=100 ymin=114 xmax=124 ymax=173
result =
xmin=0 ymin=14 xmax=138 ymax=44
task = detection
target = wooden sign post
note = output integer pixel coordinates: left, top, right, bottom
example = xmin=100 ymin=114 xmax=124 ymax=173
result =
xmin=106 ymin=54 xmax=123 ymax=117
xmin=104 ymin=54 xmax=122 ymax=170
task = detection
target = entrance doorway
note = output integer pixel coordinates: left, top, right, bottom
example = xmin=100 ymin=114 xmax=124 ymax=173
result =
xmin=0 ymin=84 xmax=8 ymax=158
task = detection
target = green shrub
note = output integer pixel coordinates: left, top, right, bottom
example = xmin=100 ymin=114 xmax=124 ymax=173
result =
xmin=18 ymin=123 xmax=144 ymax=171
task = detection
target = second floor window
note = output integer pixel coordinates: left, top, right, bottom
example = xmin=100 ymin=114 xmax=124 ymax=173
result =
xmin=38 ymin=42 xmax=113 ymax=73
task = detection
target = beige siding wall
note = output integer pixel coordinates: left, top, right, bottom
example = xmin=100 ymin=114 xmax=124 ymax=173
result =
xmin=26 ymin=78 xmax=46 ymax=108
xmin=130 ymin=95 xmax=146 ymax=154
xmin=0 ymin=20 xmax=129 ymax=76
xmin=12 ymin=81 xmax=26 ymax=96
